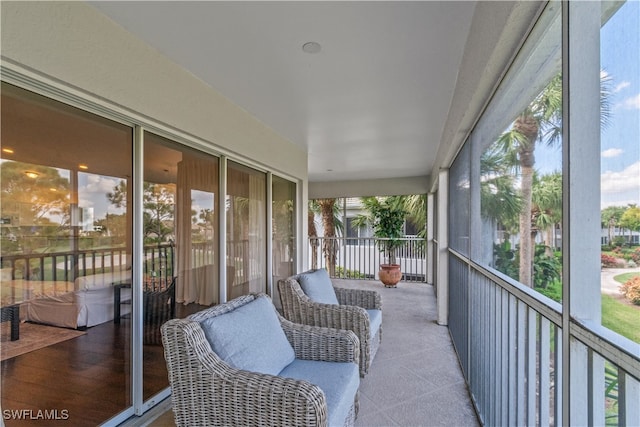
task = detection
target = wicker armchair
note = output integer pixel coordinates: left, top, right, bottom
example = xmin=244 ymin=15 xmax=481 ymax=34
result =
xmin=161 ymin=293 xmax=361 ymax=427
xmin=279 ymin=269 xmax=382 ymax=377
xmin=143 ymin=277 xmax=176 ymax=345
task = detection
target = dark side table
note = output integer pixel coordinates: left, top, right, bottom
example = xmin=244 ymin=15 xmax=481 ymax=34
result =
xmin=113 ymin=282 xmax=131 ymax=324
xmin=1 ymin=303 xmax=21 ymax=341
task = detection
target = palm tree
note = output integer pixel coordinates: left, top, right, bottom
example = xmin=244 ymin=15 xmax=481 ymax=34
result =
xmin=494 ymin=72 xmax=611 ymax=287
xmin=308 ymin=201 xmax=320 ymax=269
xmin=495 ymin=74 xmax=562 ymax=287
xmin=532 ymin=172 xmax=562 ymax=256
xmin=308 ymin=198 xmax=344 ymax=275
xmin=480 ymin=146 xmax=522 ymax=236
xmin=601 ymin=205 xmax=627 ymax=245
xmin=403 ymin=194 xmax=427 ymax=237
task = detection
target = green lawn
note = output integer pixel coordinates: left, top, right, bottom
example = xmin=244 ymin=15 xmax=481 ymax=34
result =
xmin=601 ymin=294 xmax=640 ymax=343
xmin=613 ymin=272 xmax=640 ymax=284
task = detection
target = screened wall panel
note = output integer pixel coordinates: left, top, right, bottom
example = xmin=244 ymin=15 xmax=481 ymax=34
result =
xmin=449 ymin=143 xmax=470 ymax=256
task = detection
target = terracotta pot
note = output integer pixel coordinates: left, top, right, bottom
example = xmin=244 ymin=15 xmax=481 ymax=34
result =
xmin=379 ymin=264 xmax=402 ymax=288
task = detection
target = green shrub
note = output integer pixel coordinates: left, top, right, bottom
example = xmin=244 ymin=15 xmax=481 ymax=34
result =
xmin=535 ymin=279 xmax=562 ymax=303
xmin=335 ymin=266 xmax=366 ymax=279
xmin=493 ymin=241 xmax=518 ymax=280
xmin=533 ymin=246 xmax=561 ymax=289
xmin=612 ymin=236 xmax=626 ymax=248
xmin=494 ymin=243 xmax=562 ymax=289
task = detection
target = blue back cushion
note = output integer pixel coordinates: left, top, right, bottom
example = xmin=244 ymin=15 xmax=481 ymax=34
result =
xmin=366 ymin=309 xmax=382 ymax=339
xmin=200 ymin=296 xmax=295 ymax=375
xmin=298 ymin=269 xmax=339 ymax=305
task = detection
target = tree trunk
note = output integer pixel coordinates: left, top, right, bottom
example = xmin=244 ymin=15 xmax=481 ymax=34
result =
xmin=308 ymin=209 xmax=318 ymax=269
xmin=318 ymin=199 xmax=337 ymax=276
xmin=608 ymin=219 xmax=614 ymax=245
xmin=544 ymin=227 xmax=554 ymax=257
xmin=515 ymin=115 xmax=538 ymax=287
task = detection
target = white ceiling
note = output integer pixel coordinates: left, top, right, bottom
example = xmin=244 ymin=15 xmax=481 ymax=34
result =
xmin=89 ymin=1 xmax=477 ymax=183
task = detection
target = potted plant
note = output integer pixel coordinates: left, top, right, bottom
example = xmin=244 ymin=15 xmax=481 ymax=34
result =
xmin=361 ymin=197 xmax=406 ymax=287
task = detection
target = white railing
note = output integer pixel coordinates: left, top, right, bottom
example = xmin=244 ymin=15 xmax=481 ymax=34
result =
xmin=308 ymin=236 xmax=427 ymax=282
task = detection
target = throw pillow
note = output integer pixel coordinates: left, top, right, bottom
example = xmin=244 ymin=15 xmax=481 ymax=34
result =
xmin=200 ymin=295 xmax=295 ymax=376
xmin=298 ymin=269 xmax=339 ymax=305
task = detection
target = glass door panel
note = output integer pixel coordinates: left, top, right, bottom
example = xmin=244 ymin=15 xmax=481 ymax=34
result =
xmin=227 ymin=161 xmax=266 ymax=299
xmin=1 ymin=83 xmax=133 ymax=424
xmin=142 ymin=132 xmax=220 ymax=401
xmin=272 ymin=175 xmax=296 ymax=307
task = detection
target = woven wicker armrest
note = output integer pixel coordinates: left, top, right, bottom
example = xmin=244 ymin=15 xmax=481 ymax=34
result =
xmin=162 ymin=319 xmax=329 ymax=427
xmin=279 ymin=315 xmax=360 ymax=364
xmin=307 ymin=302 xmax=370 ymax=337
xmin=334 ymin=287 xmax=382 ymax=310
xmin=279 ymin=279 xmax=370 ymax=332
xmin=279 ymin=277 xmax=381 ymax=376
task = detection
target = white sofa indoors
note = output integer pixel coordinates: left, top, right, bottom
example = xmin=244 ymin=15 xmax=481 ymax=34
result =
xmin=26 ymin=270 xmax=132 ymax=329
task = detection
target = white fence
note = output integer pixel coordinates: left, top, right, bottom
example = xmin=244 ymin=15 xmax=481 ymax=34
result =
xmin=308 ymin=236 xmax=427 ymax=282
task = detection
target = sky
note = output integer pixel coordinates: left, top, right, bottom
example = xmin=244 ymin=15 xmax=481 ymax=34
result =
xmin=535 ymin=1 xmax=639 ymax=210
xmin=600 ymin=0 xmax=640 ymax=209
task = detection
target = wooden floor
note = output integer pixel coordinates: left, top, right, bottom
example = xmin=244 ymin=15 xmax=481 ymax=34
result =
xmin=1 ymin=318 xmax=169 ymax=427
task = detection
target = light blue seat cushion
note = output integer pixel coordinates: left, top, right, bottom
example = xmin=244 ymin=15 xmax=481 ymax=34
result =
xmin=298 ymin=269 xmax=339 ymax=305
xmin=199 ymin=296 xmax=295 ymax=376
xmin=279 ymin=359 xmax=359 ymax=427
xmin=366 ymin=309 xmax=382 ymax=339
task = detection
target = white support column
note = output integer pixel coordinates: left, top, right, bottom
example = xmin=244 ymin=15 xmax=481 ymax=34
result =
xmin=562 ymin=2 xmax=603 ymax=425
xmin=132 ymin=125 xmax=144 ymax=414
xmin=299 ymin=180 xmax=309 ymax=273
xmin=219 ymin=156 xmax=228 ymax=303
xmin=266 ymin=172 xmax=273 ymax=297
xmin=427 ymin=193 xmax=435 ymax=285
xmin=437 ymin=170 xmax=449 ymax=326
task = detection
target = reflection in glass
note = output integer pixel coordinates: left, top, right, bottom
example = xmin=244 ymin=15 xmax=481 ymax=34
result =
xmin=272 ymin=176 xmax=296 ymax=306
xmin=1 ymin=83 xmax=133 ymax=423
xmin=227 ymin=161 xmax=266 ymax=299
xmin=142 ymin=132 xmax=220 ymax=400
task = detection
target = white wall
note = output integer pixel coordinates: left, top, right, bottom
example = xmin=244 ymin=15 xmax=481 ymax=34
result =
xmin=0 ymin=1 xmax=307 ymax=182
xmin=309 ymin=175 xmax=429 ymax=199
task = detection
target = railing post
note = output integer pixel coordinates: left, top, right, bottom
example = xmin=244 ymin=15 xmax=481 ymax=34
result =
xmin=562 ymin=2 xmax=603 ymax=425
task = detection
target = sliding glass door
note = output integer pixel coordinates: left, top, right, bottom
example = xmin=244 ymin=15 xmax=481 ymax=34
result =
xmin=1 ymin=83 xmax=133 ymax=424
xmin=141 ymin=132 xmax=220 ymax=401
xmin=1 ymin=83 xmax=298 ymax=424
